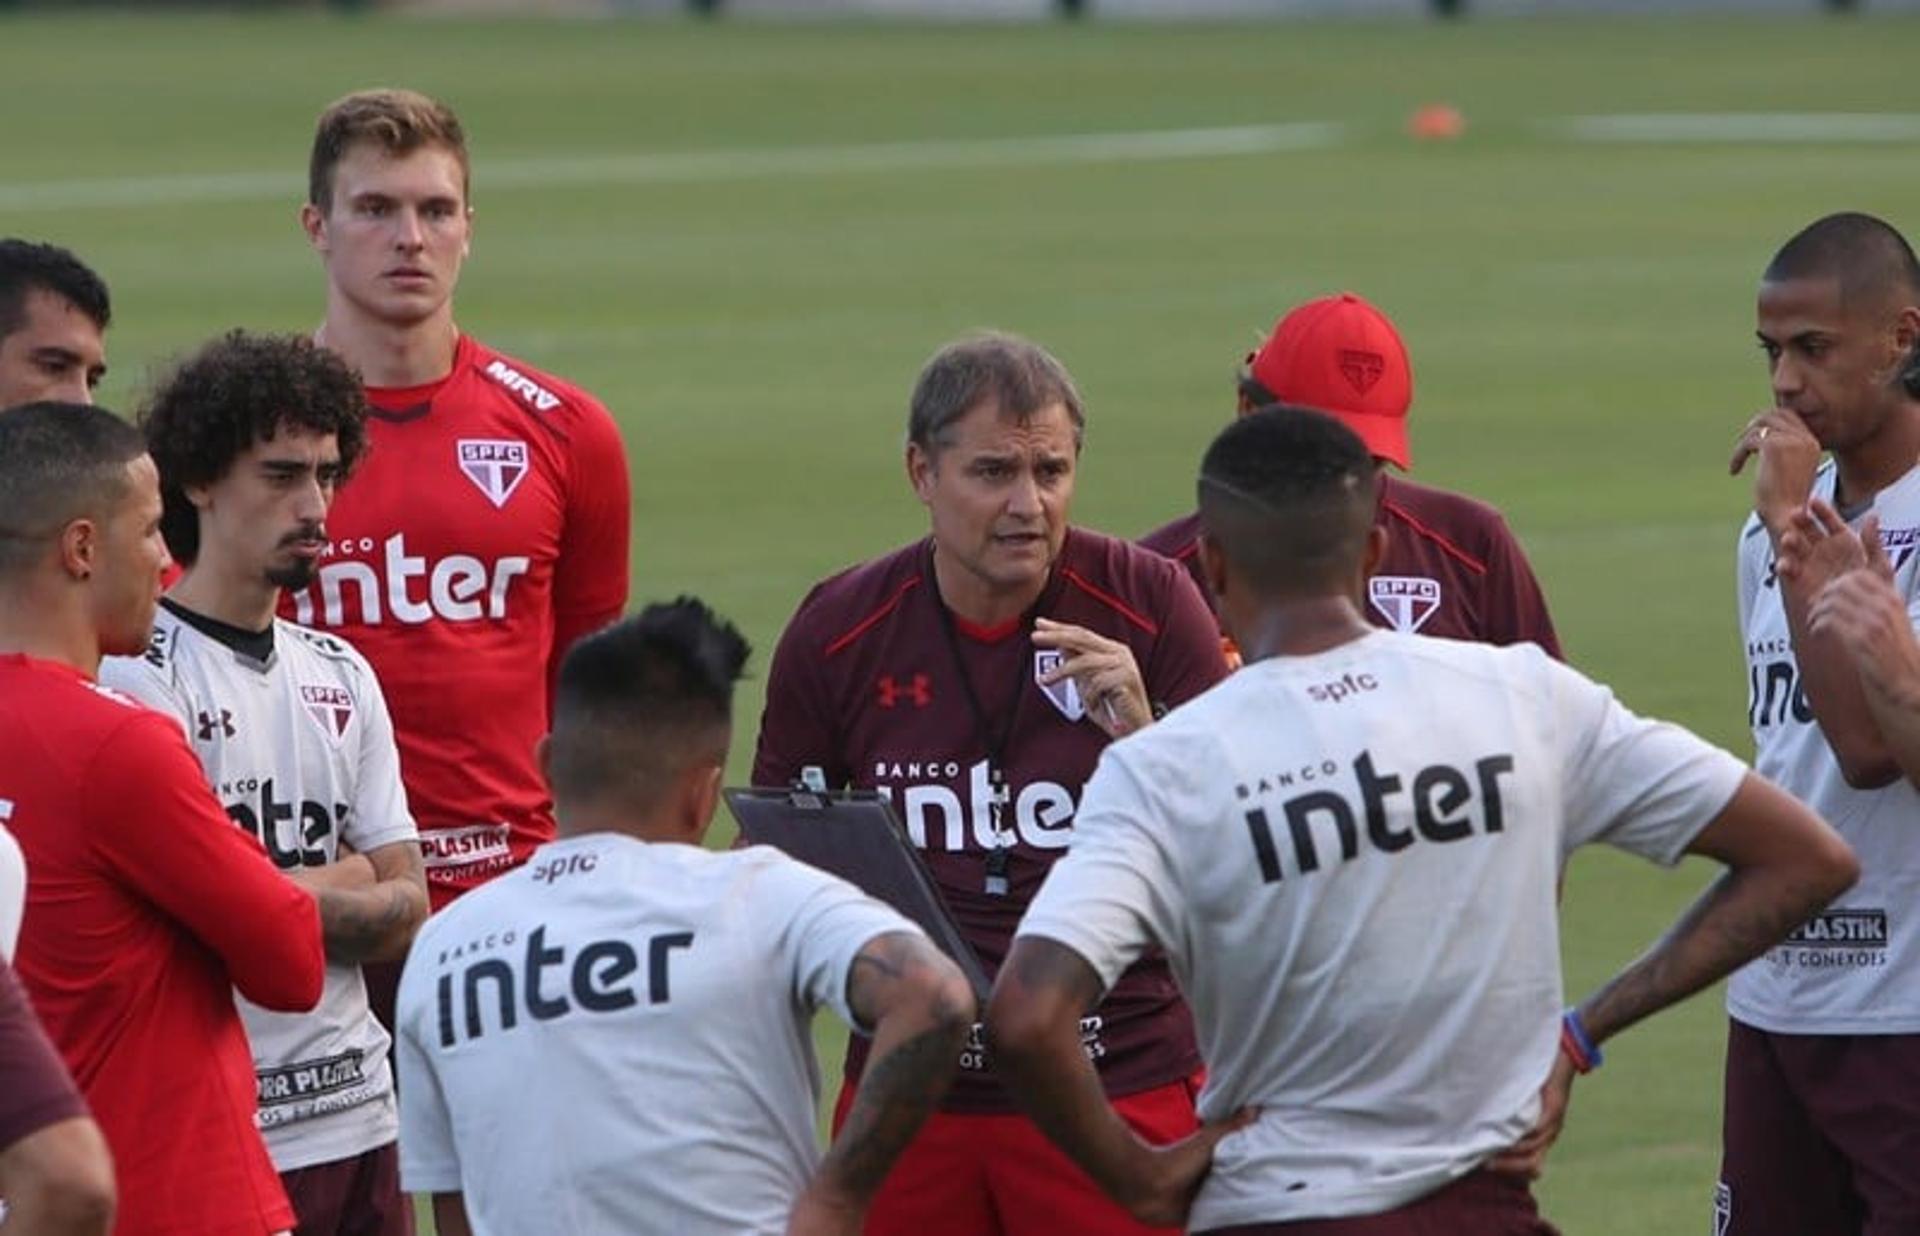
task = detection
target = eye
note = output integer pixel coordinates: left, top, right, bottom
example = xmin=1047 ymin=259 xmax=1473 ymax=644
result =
xmin=1758 ymin=341 xmax=1781 ymax=362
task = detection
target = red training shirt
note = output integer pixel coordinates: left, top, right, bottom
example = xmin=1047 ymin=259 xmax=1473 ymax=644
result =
xmin=283 ymin=335 xmax=632 ymax=908
xmin=2 ymin=655 xmax=324 ymax=1236
xmin=1141 ymin=473 xmax=1562 ymax=658
xmin=754 ymin=528 xmax=1229 ymax=1112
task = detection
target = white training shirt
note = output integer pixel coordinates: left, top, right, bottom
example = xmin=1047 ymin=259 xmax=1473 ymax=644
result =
xmin=395 ymin=833 xmax=922 ymax=1236
xmin=0 ymin=821 xmax=23 ymax=961
xmin=1017 ymin=630 xmax=1745 ymax=1228
xmin=1733 ymin=459 xmax=1920 ymax=1034
xmin=100 ymin=602 xmax=417 ymax=1171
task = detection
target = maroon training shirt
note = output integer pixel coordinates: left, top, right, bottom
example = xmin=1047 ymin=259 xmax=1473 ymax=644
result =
xmin=0 ymin=957 xmax=87 ymax=1154
xmin=754 ymin=527 xmax=1228 ymax=1113
xmin=1141 ymin=473 xmax=1562 ymax=658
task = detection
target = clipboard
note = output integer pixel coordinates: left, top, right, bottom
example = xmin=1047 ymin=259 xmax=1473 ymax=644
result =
xmin=724 ymin=787 xmax=993 ymax=1001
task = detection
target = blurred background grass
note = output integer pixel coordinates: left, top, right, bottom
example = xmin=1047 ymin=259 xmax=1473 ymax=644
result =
xmin=7 ymin=9 xmax=1918 ymax=1229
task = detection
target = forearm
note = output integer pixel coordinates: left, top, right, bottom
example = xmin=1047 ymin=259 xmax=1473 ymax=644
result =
xmin=1780 ymin=571 xmax=1898 ymax=784
xmin=311 ymin=878 xmax=428 ymax=964
xmin=809 ymin=1006 xmax=966 ymax=1209
xmin=0 ymin=1118 xmax=115 ymax=1236
xmin=1857 ymin=674 xmax=1920 ymax=787
xmin=993 ymin=1018 xmax=1148 ymax=1207
xmin=1574 ymin=863 xmax=1838 ymax=1045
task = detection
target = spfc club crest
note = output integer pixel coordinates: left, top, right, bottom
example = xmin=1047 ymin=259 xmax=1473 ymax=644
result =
xmin=300 ymin=684 xmax=354 ymax=742
xmin=457 ymin=439 xmax=530 ymax=509
xmin=1368 ymin=576 xmax=1441 ymax=634
xmin=1338 ymin=348 xmax=1385 ymax=395
xmin=1033 ymin=650 xmax=1086 ymax=722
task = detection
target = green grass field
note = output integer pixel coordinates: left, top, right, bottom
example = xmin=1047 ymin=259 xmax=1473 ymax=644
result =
xmin=7 ymin=9 xmax=1920 ymax=1230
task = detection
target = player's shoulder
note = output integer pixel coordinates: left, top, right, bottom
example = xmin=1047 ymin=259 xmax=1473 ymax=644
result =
xmin=277 ymin=619 xmax=376 ymax=680
xmin=1055 ymin=526 xmax=1189 ymax=630
xmin=1137 ymin=510 xmax=1202 ymax=561
xmin=462 ymin=337 xmax=616 ymax=431
xmin=1378 ymin=474 xmax=1518 ymax=558
xmin=785 ymin=541 xmax=928 ymax=655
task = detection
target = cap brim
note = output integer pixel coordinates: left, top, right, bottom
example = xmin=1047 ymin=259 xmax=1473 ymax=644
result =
xmin=1329 ymin=409 xmax=1411 ymax=471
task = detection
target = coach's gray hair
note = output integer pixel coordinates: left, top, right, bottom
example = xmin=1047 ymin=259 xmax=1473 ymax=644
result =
xmin=0 ymin=402 xmax=146 ymax=577
xmin=907 ymin=332 xmax=1085 ymax=456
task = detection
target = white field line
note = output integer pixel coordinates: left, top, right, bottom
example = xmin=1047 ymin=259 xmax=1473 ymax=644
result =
xmin=1548 ymin=112 xmax=1920 ymax=143
xmin=0 ymin=123 xmax=1342 ymax=214
xmin=5 ymin=112 xmax=1915 ymax=215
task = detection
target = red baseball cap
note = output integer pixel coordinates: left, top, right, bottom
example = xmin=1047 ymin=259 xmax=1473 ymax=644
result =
xmin=1245 ymin=292 xmax=1414 ymax=469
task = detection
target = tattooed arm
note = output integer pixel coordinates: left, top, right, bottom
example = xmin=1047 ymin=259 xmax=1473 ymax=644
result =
xmin=987 ymin=939 xmax=1253 ymax=1228
xmin=1496 ymin=772 xmax=1856 ymax=1179
xmin=788 ymin=931 xmax=973 ymax=1236
xmin=1577 ymin=773 xmax=1855 ymax=1043
xmin=289 ymin=840 xmax=429 ymax=965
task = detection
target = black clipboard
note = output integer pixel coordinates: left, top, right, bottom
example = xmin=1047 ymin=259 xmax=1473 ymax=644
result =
xmin=724 ymin=787 xmax=993 ymax=1001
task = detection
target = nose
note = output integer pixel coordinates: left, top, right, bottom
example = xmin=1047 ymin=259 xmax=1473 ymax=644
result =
xmin=295 ymin=476 xmax=328 ymax=520
xmin=52 ymin=375 xmax=92 ymax=406
xmin=1005 ymin=469 xmax=1043 ymax=519
xmin=394 ymin=206 xmax=426 ymax=251
xmin=1771 ymin=352 xmax=1804 ymax=404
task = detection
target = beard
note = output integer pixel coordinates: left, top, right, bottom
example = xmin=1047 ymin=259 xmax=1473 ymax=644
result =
xmin=267 ymin=559 xmax=317 ymax=591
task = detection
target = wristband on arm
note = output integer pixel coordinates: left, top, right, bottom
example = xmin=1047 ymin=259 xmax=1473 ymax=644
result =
xmin=1559 ymin=1008 xmax=1603 ymax=1074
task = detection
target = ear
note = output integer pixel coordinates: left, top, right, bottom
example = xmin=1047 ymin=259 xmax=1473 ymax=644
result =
xmin=1362 ymin=523 xmax=1390 ymax=576
xmin=183 ymin=480 xmax=215 ymax=513
xmin=300 ymin=202 xmax=328 ymax=254
xmin=1890 ymin=304 xmax=1920 ymax=380
xmin=906 ymin=442 xmax=937 ymax=507
xmin=58 ymin=517 xmax=98 ymax=581
xmin=535 ymin=734 xmax=553 ymax=787
xmin=1198 ymin=532 xmax=1230 ymax=605
xmin=683 ymin=762 xmax=725 ymax=847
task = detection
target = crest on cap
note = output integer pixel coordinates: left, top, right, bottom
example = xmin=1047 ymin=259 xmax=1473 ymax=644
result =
xmin=1338 ymin=349 xmax=1385 ymax=395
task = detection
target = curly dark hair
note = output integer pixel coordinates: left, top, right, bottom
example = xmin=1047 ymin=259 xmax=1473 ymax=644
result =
xmin=139 ymin=331 xmax=369 ymax=566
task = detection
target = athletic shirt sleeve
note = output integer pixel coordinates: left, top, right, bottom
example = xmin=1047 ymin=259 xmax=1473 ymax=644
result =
xmin=1013 ymin=739 xmax=1191 ymax=992
xmin=1481 ymin=515 xmax=1563 ymax=659
xmin=546 ymin=397 xmax=632 ymax=713
xmin=755 ymin=853 xmax=923 ymax=1033
xmin=394 ymin=987 xmax=461 ymax=1195
xmin=83 ymin=709 xmax=326 ymax=1012
xmin=346 ymin=657 xmax=420 ymax=855
xmin=1144 ymin=564 xmax=1231 ymax=709
xmin=0 ymin=826 xmax=22 ymax=962
xmin=0 ymin=956 xmax=88 ymax=1154
xmin=752 ymin=595 xmax=848 ymax=790
xmin=1545 ymin=651 xmax=1748 ymax=866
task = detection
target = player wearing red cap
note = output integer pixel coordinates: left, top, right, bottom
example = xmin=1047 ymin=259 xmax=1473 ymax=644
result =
xmin=1142 ymin=292 xmax=1560 ymax=659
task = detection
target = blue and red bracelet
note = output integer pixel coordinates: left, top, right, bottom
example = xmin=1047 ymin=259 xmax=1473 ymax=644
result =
xmin=1560 ymin=1009 xmax=1603 ymax=1074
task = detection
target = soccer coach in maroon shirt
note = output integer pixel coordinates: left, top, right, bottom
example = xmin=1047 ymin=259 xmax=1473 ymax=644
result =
xmin=1143 ymin=292 xmax=1561 ymax=660
xmin=754 ymin=331 xmax=1229 ymax=1236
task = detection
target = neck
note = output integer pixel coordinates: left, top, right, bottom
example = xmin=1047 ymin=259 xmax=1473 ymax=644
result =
xmin=167 ymin=559 xmax=279 ymax=633
xmin=316 ymin=297 xmax=459 ymax=388
xmin=1230 ymin=595 xmax=1375 ymax=665
xmin=0 ymin=585 xmax=102 ymax=677
xmin=1833 ymin=400 xmax=1920 ymax=508
xmin=555 ymin=805 xmax=697 ymax=848
xmin=930 ymin=544 xmax=1049 ymax=630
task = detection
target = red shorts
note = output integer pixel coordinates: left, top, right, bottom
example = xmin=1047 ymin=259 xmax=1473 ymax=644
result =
xmin=1718 ymin=1018 xmax=1920 ymax=1236
xmin=1197 ymin=1170 xmax=1556 ymax=1235
xmin=830 ymin=1072 xmax=1202 ymax=1236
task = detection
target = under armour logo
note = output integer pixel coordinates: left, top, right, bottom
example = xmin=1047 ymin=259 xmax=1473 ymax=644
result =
xmin=196 ymin=709 xmax=235 ymax=741
xmin=876 ymin=673 xmax=932 ymax=709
